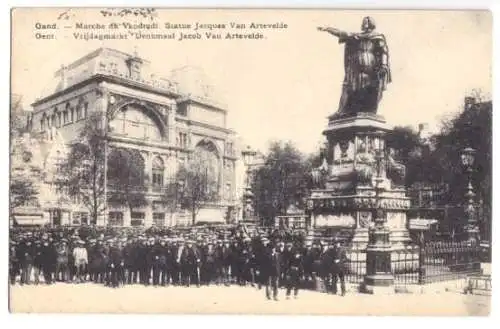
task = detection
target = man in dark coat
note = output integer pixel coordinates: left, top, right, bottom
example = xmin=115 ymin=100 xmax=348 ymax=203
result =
xmin=286 ymin=245 xmax=304 ymax=299
xmin=9 ymin=241 xmax=19 ymax=285
xmin=169 ymin=239 xmax=180 ymax=285
xmin=108 ymin=239 xmax=124 ymax=288
xmin=151 ymin=238 xmax=168 ymax=286
xmin=203 ymin=242 xmax=217 ymax=285
xmin=262 ymin=239 xmax=282 ymax=301
xmin=137 ymin=239 xmax=151 ymax=285
xmin=41 ymin=238 xmax=57 ymax=284
xmin=180 ymin=240 xmax=201 ymax=287
xmin=331 ymin=239 xmax=347 ymax=296
xmin=122 ymin=239 xmax=136 ymax=284
xmin=33 ymin=240 xmax=44 ymax=285
xmin=302 ymin=241 xmax=315 ymax=284
xmin=19 ymin=238 xmax=35 ymax=285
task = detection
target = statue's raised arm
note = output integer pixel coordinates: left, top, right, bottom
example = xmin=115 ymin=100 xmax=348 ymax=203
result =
xmin=318 ymin=16 xmax=392 ymax=118
xmin=317 ymin=26 xmax=351 ymax=40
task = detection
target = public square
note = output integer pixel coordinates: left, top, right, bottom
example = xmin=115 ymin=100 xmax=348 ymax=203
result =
xmin=9 ymin=283 xmax=490 ymax=316
xmin=9 ymin=10 xmax=493 ymax=318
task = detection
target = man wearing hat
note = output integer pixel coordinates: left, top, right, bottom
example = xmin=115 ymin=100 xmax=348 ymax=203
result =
xmin=331 ymin=237 xmax=346 ymax=296
xmin=33 ymin=240 xmax=44 ymax=285
xmin=73 ymin=240 xmax=88 ymax=283
xmin=9 ymin=240 xmax=19 ymax=285
xmin=41 ymin=237 xmax=56 ymax=284
xmin=202 ymin=240 xmax=217 ymax=285
xmin=169 ymin=238 xmax=181 ymax=286
xmin=285 ymin=243 xmax=304 ymax=299
xmin=108 ymin=239 xmax=124 ymax=288
xmin=122 ymin=238 xmax=136 ymax=285
xmin=150 ymin=238 xmax=168 ymax=287
xmin=55 ymin=239 xmax=70 ymax=283
xmin=137 ymin=238 xmax=151 ymax=285
xmin=179 ymin=239 xmax=201 ymax=287
xmin=261 ymin=240 xmax=282 ymax=301
xmin=19 ymin=237 xmax=35 ymax=285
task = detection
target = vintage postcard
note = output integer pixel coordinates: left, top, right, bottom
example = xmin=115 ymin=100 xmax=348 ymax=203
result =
xmin=9 ymin=8 xmax=492 ymax=315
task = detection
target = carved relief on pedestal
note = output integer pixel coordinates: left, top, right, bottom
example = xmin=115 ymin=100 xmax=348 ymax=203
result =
xmin=358 ymin=211 xmax=372 ymax=228
xmin=386 ymin=211 xmax=406 ymax=229
xmin=333 ymin=139 xmax=355 ymax=165
xmin=315 ymin=212 xmax=355 ymax=227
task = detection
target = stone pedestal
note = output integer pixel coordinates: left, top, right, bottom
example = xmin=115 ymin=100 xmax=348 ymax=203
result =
xmin=308 ymin=113 xmax=411 ymax=246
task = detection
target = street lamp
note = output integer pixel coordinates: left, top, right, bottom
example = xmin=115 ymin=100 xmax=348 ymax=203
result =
xmin=460 ymin=147 xmax=479 ymax=243
xmin=364 ymin=136 xmax=394 ymax=292
xmin=176 ymin=179 xmax=185 ymax=209
xmin=241 ymin=146 xmax=257 ymax=222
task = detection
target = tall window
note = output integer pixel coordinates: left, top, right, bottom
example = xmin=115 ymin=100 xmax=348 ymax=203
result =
xmin=64 ymin=103 xmax=70 ymax=123
xmin=57 ymin=112 xmax=62 ymax=127
xmin=51 ymin=114 xmax=56 ymax=128
xmin=76 ymin=105 xmax=82 ymax=121
xmin=40 ymin=115 xmax=46 ymax=131
xmin=153 ymin=213 xmax=165 ymax=226
xmin=152 ymin=156 xmax=164 ymax=191
xmin=178 ymin=132 xmax=188 ymax=148
xmin=108 ymin=212 xmax=124 ymax=226
xmin=83 ymin=102 xmax=88 ymax=118
xmin=70 ymin=107 xmax=74 ymax=122
xmin=131 ymin=212 xmax=145 ymax=226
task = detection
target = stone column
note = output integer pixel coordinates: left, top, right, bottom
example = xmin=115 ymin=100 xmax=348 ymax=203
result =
xmin=143 ymin=151 xmax=152 ymax=193
xmin=219 ymin=157 xmax=225 ymax=202
xmin=166 ymin=101 xmax=177 ymax=146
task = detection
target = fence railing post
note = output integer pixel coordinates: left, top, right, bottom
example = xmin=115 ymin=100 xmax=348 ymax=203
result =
xmin=418 ymin=233 xmax=426 ymax=285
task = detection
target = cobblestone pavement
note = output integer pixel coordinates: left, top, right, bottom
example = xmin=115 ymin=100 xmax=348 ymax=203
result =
xmin=9 ymin=283 xmax=491 ymax=315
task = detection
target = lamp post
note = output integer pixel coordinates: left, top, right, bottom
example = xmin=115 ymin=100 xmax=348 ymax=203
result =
xmin=364 ymin=139 xmax=394 ymax=293
xmin=460 ymin=147 xmax=479 ymax=243
xmin=242 ymin=146 xmax=257 ymax=222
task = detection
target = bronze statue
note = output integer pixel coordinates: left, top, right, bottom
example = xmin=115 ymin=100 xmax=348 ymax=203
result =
xmin=318 ymin=16 xmax=391 ymax=118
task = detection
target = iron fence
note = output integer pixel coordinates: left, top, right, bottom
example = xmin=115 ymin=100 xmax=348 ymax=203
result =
xmin=421 ymin=240 xmax=482 ymax=284
xmin=392 ymin=244 xmax=421 ymax=285
xmin=343 ymin=242 xmax=366 ymax=284
xmin=334 ymin=240 xmax=482 ymax=286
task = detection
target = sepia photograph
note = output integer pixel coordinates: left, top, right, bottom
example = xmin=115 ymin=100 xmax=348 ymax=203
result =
xmin=8 ymin=7 xmax=492 ymax=315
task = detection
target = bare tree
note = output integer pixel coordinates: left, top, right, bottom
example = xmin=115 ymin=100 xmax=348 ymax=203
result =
xmin=174 ymin=154 xmax=219 ymax=225
xmin=61 ymin=112 xmax=107 ymax=224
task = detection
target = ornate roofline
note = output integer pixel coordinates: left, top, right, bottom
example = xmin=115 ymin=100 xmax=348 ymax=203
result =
xmin=32 ymin=73 xmax=228 ymax=114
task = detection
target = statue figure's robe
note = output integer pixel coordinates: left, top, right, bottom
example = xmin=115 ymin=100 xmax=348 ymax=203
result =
xmin=334 ymin=31 xmax=392 ymax=117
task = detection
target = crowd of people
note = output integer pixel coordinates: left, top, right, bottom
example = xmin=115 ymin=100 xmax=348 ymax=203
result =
xmin=9 ymin=224 xmax=347 ymax=300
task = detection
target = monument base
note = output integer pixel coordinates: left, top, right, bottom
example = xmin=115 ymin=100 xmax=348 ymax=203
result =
xmin=361 ymin=276 xmax=396 ymax=295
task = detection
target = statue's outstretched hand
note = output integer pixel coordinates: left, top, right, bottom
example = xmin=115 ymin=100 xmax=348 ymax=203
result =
xmin=317 ymin=27 xmax=326 ymax=32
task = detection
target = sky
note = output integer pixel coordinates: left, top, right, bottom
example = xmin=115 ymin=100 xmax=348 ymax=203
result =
xmin=11 ymin=9 xmax=492 ymax=155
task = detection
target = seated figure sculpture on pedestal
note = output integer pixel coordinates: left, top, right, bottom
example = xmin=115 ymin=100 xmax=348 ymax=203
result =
xmin=318 ymin=16 xmax=391 ymax=118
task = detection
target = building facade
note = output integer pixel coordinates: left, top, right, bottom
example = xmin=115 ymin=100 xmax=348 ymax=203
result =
xmin=27 ymin=47 xmax=239 ymax=227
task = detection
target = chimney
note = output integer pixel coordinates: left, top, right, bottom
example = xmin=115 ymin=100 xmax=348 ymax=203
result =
xmin=60 ymin=65 xmax=68 ymax=89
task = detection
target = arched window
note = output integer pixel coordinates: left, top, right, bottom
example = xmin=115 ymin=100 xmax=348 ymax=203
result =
xmin=51 ymin=114 xmax=56 ymax=128
xmin=57 ymin=111 xmax=62 ymax=127
xmin=109 ymin=105 xmax=163 ymax=141
xmin=83 ymin=102 xmax=88 ymax=118
xmin=76 ymin=105 xmax=82 ymax=121
xmin=64 ymin=103 xmax=70 ymax=124
xmin=194 ymin=140 xmax=220 ymax=196
xmin=70 ymin=107 xmax=75 ymax=122
xmin=152 ymin=156 xmax=164 ymax=191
